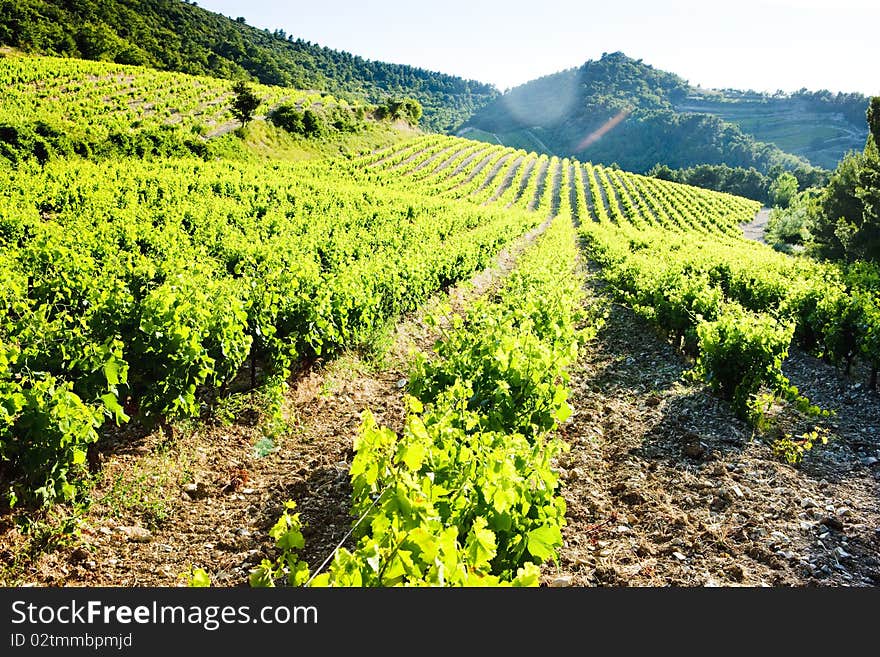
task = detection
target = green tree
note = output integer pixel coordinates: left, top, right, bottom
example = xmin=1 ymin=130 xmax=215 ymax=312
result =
xmin=769 ymin=171 xmax=798 ymax=208
xmin=301 ymin=109 xmax=325 ymax=137
xmin=268 ymin=103 xmax=305 ymax=134
xmin=230 ymin=80 xmax=261 ymax=127
xmin=868 ymin=96 xmax=880 ymax=146
xmin=811 ymin=151 xmax=863 ymax=260
xmin=855 ymin=103 xmax=880 ymax=259
xmin=378 ymin=98 xmax=423 ymax=126
xmin=397 ymin=98 xmax=422 ymax=126
xmin=810 ymin=97 xmax=880 ymax=262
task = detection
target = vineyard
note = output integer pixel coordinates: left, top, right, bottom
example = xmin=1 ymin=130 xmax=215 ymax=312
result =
xmin=0 ymin=53 xmax=368 ymax=161
xmin=1 ymin=58 xmax=879 ymax=588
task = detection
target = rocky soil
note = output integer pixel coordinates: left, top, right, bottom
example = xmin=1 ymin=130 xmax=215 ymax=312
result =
xmin=547 ymin=274 xmax=880 ymax=587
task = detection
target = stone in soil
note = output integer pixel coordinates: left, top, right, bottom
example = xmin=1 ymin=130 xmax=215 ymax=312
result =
xmin=118 ymin=526 xmax=152 ymax=543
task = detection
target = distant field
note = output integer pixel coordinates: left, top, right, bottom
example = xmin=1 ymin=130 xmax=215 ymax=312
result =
xmin=676 ymin=98 xmax=867 ymax=170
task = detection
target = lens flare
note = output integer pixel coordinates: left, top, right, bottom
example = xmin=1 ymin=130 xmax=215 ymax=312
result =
xmin=575 ymin=108 xmax=631 ymax=152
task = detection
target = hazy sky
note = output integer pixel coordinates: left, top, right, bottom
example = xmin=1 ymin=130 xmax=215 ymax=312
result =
xmin=195 ymin=0 xmax=879 ymax=95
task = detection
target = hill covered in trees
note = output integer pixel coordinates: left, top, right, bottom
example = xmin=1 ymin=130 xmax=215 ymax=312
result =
xmin=0 ymin=0 xmax=498 ymax=132
xmin=460 ymin=52 xmax=861 ymax=176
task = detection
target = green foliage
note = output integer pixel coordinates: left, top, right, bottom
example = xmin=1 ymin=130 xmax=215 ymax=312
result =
xmin=325 ymin=214 xmax=588 ymax=585
xmin=0 ymin=54 xmax=293 ymax=164
xmin=649 ymin=163 xmax=771 ymax=203
xmin=249 ymin=501 xmax=310 ymax=587
xmin=679 ymin=89 xmax=869 ymax=171
xmin=0 ymin=371 xmax=102 ymax=507
xmin=185 ymin=567 xmax=211 ymax=587
xmin=811 ymin=151 xmax=865 ymax=260
xmin=571 ymin=155 xmax=877 ymax=427
xmin=769 ymin=172 xmax=799 ymax=208
xmin=0 ymin=0 xmax=497 ymax=132
xmin=377 ymin=98 xmax=423 ymax=126
xmin=766 ymin=193 xmax=814 ymax=249
xmin=0 ymin=140 xmax=544 ymax=505
xmin=695 ymin=307 xmax=795 ymax=420
xmin=464 ymin=52 xmax=809 ymax=174
xmin=230 ymin=80 xmax=260 ymax=127
xmin=268 ymin=102 xmax=369 ymax=138
xmin=772 ymin=429 xmax=830 ymax=465
xmin=868 ymin=97 xmax=880 ymax=147
xmin=258 ymin=212 xmax=598 ymax=586
xmin=649 ymin=163 xmax=829 ymax=205
xmin=809 ymin=98 xmax=880 ymax=263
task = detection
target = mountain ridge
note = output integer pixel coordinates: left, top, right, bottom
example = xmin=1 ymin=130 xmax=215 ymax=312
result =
xmin=461 ymin=52 xmax=868 ymax=174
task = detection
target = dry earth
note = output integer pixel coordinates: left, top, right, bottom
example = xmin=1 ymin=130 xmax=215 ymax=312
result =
xmin=741 ymin=207 xmax=771 ymax=244
xmin=547 ymin=266 xmax=880 ymax=587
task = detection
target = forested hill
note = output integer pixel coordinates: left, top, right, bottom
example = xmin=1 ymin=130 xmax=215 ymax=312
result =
xmin=460 ymin=52 xmax=817 ymax=174
xmin=0 ymin=0 xmax=498 ymax=133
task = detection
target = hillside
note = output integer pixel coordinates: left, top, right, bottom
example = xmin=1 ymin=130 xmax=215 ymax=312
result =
xmin=0 ymin=52 xmax=415 ymax=164
xmin=2 ymin=120 xmax=878 ymax=589
xmin=460 ymin=52 xmax=831 ymax=174
xmin=0 ymin=0 xmax=498 ymax=132
xmin=677 ymin=89 xmax=869 ymax=171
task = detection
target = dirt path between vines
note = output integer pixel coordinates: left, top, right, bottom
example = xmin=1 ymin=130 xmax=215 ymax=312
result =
xmin=546 ymin=265 xmax=880 ymax=587
xmin=472 ymin=153 xmax=514 ymax=196
xmin=0 ymin=214 xmax=555 ymax=587
xmin=485 ymin=156 xmax=524 ymax=205
xmin=741 ymin=208 xmax=771 ymax=244
xmin=527 ymin=159 xmax=552 ymax=211
xmin=507 ymin=158 xmax=537 ymax=208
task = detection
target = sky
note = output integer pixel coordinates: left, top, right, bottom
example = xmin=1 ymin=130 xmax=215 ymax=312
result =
xmin=195 ymin=0 xmax=879 ymax=95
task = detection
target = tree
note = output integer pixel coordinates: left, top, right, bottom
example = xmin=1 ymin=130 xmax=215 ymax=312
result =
xmin=397 ymin=98 xmax=422 ymax=126
xmin=231 ymin=80 xmax=260 ymax=127
xmin=268 ymin=104 xmax=305 ymax=134
xmin=855 ymin=98 xmax=880 ymax=260
xmin=301 ymin=109 xmax=325 ymax=137
xmin=809 ymin=98 xmax=880 ymax=262
xmin=377 ymin=98 xmax=423 ymax=126
xmin=769 ymin=172 xmax=798 ymax=208
xmin=868 ymin=96 xmax=880 ymax=147
xmin=811 ymin=151 xmax=863 ymax=260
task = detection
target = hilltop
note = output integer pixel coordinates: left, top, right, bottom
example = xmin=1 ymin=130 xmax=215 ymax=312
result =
xmin=461 ymin=52 xmax=868 ymax=174
xmin=0 ymin=0 xmax=498 ymax=132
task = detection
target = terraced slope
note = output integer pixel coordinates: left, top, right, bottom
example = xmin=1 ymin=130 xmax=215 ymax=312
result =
xmin=0 ymin=53 xmax=370 ymax=161
xmin=676 ymin=95 xmax=868 ymax=170
xmin=0 ymin=0 xmax=499 ymax=133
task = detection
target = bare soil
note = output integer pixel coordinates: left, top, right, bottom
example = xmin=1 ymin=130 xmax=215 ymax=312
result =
xmin=454 ymin=151 xmax=499 ymax=188
xmin=408 ymin=143 xmax=459 ymax=173
xmin=526 ymin=159 xmax=552 ymax=211
xmin=546 ymin=265 xmax=880 ymax=587
xmin=485 ymin=156 xmax=524 ymax=204
xmin=472 ymin=153 xmax=514 ymax=195
xmin=741 ymin=208 xmax=771 ymax=244
xmin=507 ymin=158 xmax=538 ymax=208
